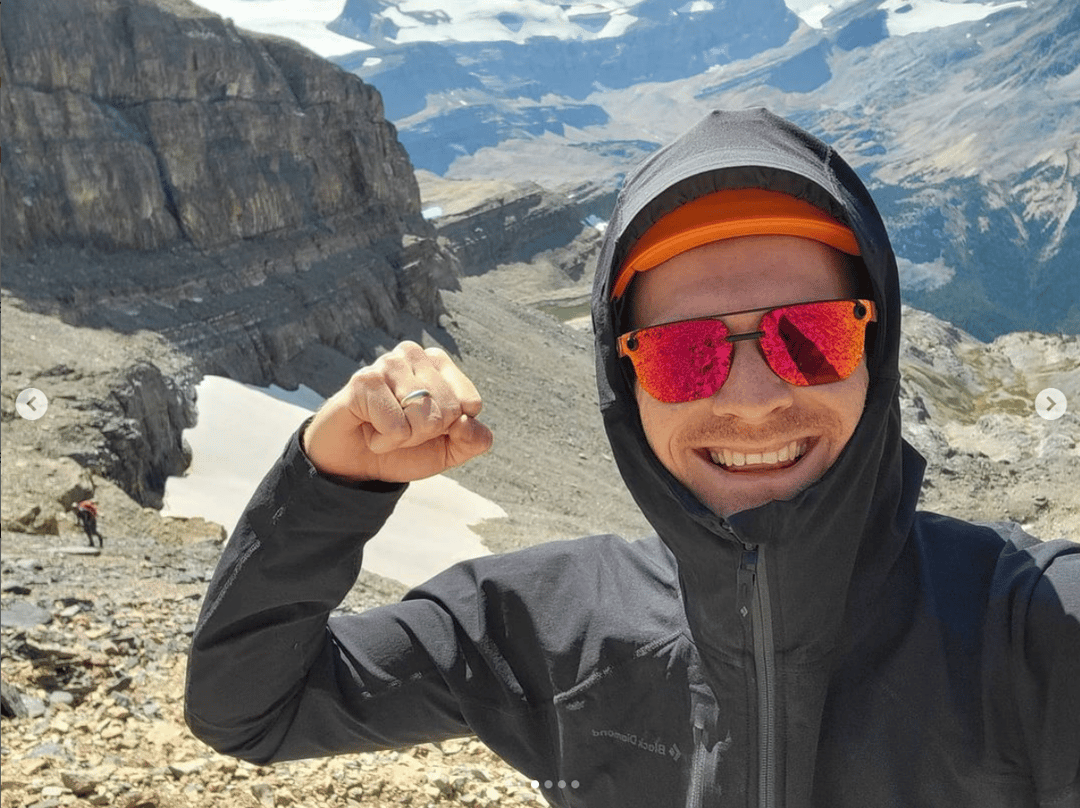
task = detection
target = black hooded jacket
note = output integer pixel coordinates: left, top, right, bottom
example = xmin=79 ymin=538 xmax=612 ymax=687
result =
xmin=185 ymin=109 xmax=1080 ymax=807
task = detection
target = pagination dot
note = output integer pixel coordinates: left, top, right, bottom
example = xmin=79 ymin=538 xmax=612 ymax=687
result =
xmin=532 ymin=778 xmax=581 ymax=790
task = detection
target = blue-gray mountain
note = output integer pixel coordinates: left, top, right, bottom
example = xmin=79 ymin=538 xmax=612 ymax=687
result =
xmin=333 ymin=0 xmax=1079 ymax=339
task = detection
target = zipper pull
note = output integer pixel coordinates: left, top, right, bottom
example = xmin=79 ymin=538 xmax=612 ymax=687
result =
xmin=692 ymin=701 xmax=709 ymax=748
xmin=737 ymin=548 xmax=758 ymax=620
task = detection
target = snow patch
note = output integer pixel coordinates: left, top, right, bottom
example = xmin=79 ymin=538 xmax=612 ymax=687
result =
xmin=678 ymin=1 xmax=715 ymax=12
xmin=186 ymin=0 xmax=372 ymax=57
xmin=187 ymin=0 xmax=1029 ymax=51
xmin=584 ymin=214 xmax=608 ymax=232
xmin=163 ymin=376 xmax=502 ymax=588
xmin=897 ymin=255 xmax=956 ymax=291
xmin=187 ymin=0 xmax=649 ymax=49
xmin=783 ymin=0 xmax=842 ymax=29
xmin=881 ymin=0 xmax=1028 ymax=37
xmin=785 ymin=0 xmax=1028 ymax=34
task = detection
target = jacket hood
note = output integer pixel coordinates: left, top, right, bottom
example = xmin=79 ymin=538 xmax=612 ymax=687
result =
xmin=592 ymin=108 xmax=925 ymax=662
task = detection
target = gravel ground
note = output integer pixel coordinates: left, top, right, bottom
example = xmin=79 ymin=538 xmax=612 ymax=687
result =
xmin=0 ymin=528 xmax=546 ymax=808
xmin=434 ymin=274 xmax=653 ymax=554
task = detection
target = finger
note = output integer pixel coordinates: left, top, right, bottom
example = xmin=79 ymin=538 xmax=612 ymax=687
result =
xmin=383 ymin=344 xmax=453 ymax=417
xmin=348 ymin=343 xmax=480 ymax=455
xmin=443 ymin=414 xmax=494 ymax=468
xmin=348 ymin=367 xmax=412 ymax=454
xmin=366 ymin=347 xmax=455 ymax=450
xmin=387 ymin=346 xmax=470 ymax=433
xmin=425 ymin=347 xmax=483 ymax=418
xmin=396 ymin=391 xmax=451 ymax=447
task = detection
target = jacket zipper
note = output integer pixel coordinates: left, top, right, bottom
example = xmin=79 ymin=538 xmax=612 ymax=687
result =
xmin=684 ymin=700 xmax=710 ymax=808
xmin=740 ymin=545 xmax=777 ymax=808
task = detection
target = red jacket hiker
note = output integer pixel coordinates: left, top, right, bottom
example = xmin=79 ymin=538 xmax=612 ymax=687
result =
xmin=73 ymin=500 xmax=103 ymax=548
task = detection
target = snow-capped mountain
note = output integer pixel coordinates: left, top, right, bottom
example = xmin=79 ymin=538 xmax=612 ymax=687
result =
xmin=190 ymin=0 xmax=1078 ymax=340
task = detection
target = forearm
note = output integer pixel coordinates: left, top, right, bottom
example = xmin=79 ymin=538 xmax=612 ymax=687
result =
xmin=183 ymin=423 xmax=407 ymax=761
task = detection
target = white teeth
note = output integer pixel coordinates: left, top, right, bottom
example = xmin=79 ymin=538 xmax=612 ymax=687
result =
xmin=711 ymin=440 xmax=810 ymax=468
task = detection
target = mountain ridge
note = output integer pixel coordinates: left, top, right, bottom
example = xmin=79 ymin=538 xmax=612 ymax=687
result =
xmin=311 ymin=0 xmax=1079 ymax=339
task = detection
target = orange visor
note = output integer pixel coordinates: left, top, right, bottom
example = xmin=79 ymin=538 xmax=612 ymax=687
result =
xmin=611 ymin=188 xmax=860 ymax=299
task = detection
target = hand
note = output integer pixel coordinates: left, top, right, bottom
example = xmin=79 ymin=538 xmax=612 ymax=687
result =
xmin=301 ymin=342 xmax=493 ymax=483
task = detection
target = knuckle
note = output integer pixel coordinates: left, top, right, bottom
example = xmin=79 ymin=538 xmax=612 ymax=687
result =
xmin=398 ymin=341 xmax=428 ymax=362
xmin=351 ymin=367 xmax=384 ymax=391
xmin=425 ymin=346 xmax=450 ymax=364
xmin=379 ymin=352 xmax=408 ymax=374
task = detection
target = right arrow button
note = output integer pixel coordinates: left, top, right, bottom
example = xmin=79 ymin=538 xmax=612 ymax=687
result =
xmin=1035 ymin=388 xmax=1067 ymax=421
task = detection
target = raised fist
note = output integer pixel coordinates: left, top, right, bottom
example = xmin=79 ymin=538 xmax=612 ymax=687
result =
xmin=302 ymin=342 xmax=493 ymax=483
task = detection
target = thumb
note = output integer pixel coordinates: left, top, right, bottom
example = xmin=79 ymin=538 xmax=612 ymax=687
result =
xmin=444 ymin=414 xmax=493 ymax=468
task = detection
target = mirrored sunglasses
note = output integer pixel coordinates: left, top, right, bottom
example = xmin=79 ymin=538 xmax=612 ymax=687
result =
xmin=618 ymin=299 xmax=876 ymax=403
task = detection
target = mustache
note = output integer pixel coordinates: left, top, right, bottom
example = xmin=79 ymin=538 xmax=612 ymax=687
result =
xmin=681 ymin=410 xmax=841 ymax=446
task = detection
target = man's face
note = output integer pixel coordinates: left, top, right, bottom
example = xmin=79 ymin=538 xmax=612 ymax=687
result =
xmin=628 ymin=235 xmax=870 ymax=518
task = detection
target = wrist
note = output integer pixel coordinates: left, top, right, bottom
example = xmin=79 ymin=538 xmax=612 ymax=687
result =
xmin=298 ymin=419 xmax=404 ymax=492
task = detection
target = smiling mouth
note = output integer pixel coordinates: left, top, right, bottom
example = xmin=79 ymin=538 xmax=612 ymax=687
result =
xmin=708 ymin=440 xmax=810 ymax=472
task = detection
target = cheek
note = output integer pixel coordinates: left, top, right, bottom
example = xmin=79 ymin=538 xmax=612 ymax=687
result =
xmin=635 ymin=384 xmax=662 ymax=446
xmin=635 ymin=383 xmax=677 ymax=461
xmin=839 ymin=362 xmax=870 ymax=435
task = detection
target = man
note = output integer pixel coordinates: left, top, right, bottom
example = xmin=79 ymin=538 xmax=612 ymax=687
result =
xmin=73 ymin=499 xmax=104 ymax=547
xmin=185 ymin=109 xmax=1079 ymax=806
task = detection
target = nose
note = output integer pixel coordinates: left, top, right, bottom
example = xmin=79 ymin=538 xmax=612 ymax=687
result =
xmin=709 ymin=338 xmax=794 ymax=421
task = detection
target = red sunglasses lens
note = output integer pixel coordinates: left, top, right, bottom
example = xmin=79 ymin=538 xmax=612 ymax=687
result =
xmin=624 ymin=320 xmax=732 ymax=404
xmin=622 ymin=300 xmax=871 ymax=403
xmin=760 ymin=300 xmax=869 ymax=385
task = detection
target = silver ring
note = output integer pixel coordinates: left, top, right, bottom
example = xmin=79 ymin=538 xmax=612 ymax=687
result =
xmin=400 ymin=389 xmax=432 ymax=408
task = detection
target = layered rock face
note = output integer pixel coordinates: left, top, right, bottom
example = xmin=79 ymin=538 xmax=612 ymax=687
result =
xmin=2 ymin=0 xmax=419 ymax=252
xmin=1 ymin=0 xmax=456 ymax=506
xmin=2 ymin=0 xmax=453 ymax=385
xmin=422 ymin=179 xmax=614 ymax=277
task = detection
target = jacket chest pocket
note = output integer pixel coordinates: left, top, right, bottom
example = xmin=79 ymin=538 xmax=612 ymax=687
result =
xmin=543 ymin=654 xmax=742 ymax=807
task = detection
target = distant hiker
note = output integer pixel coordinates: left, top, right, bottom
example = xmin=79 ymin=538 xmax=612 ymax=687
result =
xmin=186 ymin=109 xmax=1079 ymax=805
xmin=73 ymin=500 xmax=103 ymax=548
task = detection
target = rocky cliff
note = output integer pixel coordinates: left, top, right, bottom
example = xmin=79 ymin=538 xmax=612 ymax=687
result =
xmin=3 ymin=0 xmax=421 ymax=252
xmin=1 ymin=0 xmax=459 ymax=505
xmin=897 ymin=305 xmax=1079 ymax=539
xmin=1 ymin=295 xmax=201 ymax=516
xmin=418 ymin=174 xmax=615 ymax=278
xmin=2 ymin=0 xmax=455 ymax=385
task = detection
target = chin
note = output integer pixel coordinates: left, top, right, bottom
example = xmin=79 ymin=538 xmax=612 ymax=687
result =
xmin=695 ymin=460 xmax=824 ymax=518
xmin=710 ymin=488 xmax=798 ymax=518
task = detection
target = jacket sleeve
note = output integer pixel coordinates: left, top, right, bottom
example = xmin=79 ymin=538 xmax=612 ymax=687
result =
xmin=183 ymin=423 xmax=550 ymax=767
xmin=1012 ymin=537 xmax=1080 ymax=806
